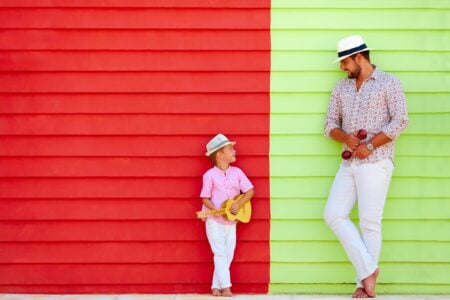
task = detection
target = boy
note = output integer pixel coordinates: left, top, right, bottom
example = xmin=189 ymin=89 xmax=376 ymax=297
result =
xmin=200 ymin=133 xmax=254 ymax=297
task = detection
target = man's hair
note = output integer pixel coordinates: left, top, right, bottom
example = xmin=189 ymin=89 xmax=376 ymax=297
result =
xmin=352 ymin=50 xmax=370 ymax=62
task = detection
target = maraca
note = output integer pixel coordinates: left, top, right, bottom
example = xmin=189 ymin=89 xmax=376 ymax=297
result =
xmin=341 ymin=129 xmax=367 ymax=160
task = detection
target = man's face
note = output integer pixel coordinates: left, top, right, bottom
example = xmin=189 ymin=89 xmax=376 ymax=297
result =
xmin=340 ymin=55 xmax=361 ymax=79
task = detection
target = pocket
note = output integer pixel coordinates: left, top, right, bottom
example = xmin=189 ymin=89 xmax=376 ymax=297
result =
xmin=376 ymin=159 xmax=394 ymax=176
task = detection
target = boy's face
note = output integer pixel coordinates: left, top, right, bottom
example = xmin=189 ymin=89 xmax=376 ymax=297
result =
xmin=218 ymin=144 xmax=236 ymax=164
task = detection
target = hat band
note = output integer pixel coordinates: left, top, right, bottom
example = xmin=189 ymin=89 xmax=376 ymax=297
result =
xmin=338 ymin=43 xmax=368 ymax=58
xmin=208 ymin=140 xmax=230 ymax=152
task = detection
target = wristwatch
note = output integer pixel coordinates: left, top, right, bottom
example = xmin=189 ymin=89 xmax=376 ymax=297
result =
xmin=366 ymin=143 xmax=374 ymax=151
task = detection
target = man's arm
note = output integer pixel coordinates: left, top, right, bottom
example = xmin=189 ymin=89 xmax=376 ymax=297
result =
xmin=354 ymin=76 xmax=408 ymax=159
xmin=353 ymin=132 xmax=392 ymax=159
xmin=330 ymin=128 xmax=361 ymax=150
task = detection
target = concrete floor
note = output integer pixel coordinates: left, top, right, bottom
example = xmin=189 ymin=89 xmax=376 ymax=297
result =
xmin=0 ymin=295 xmax=449 ymax=300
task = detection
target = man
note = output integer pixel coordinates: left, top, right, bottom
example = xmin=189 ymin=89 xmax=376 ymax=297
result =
xmin=323 ymin=35 xmax=408 ymax=298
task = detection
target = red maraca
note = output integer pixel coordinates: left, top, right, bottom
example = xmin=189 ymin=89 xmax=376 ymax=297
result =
xmin=341 ymin=129 xmax=367 ymax=160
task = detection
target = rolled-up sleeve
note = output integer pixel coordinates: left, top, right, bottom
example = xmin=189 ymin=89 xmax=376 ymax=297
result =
xmin=381 ymin=77 xmax=409 ymax=139
xmin=324 ymin=86 xmax=342 ymax=138
xmin=200 ymin=172 xmax=213 ymax=198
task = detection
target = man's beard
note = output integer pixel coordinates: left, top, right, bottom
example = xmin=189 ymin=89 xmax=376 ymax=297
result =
xmin=347 ymin=64 xmax=361 ymax=79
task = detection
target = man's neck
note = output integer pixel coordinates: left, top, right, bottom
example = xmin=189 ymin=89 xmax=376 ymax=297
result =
xmin=356 ymin=63 xmax=375 ymax=89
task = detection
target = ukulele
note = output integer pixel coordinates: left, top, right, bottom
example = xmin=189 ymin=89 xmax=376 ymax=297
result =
xmin=196 ymin=194 xmax=252 ymax=223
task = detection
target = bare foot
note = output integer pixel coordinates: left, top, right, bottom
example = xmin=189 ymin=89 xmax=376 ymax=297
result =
xmin=212 ymin=288 xmax=221 ymax=296
xmin=352 ymin=287 xmax=368 ymax=298
xmin=221 ymin=287 xmax=233 ymax=297
xmin=362 ymin=268 xmax=379 ymax=297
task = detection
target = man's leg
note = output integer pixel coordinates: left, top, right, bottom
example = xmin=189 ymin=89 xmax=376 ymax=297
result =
xmin=354 ymin=159 xmax=394 ymax=295
xmin=324 ymin=163 xmax=377 ymax=297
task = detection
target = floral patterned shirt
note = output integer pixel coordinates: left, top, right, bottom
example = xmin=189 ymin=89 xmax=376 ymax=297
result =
xmin=324 ymin=68 xmax=409 ymax=165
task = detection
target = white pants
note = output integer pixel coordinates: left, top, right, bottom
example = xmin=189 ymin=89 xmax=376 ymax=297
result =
xmin=205 ymin=218 xmax=236 ymax=289
xmin=324 ymin=159 xmax=394 ymax=287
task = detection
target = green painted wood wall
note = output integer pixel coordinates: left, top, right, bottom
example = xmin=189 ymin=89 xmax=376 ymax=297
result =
xmin=270 ymin=0 xmax=450 ymax=294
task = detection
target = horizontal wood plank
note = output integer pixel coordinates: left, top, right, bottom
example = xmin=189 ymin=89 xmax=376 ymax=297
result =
xmin=0 ymin=262 xmax=270 ymax=284
xmin=270 ymin=220 xmax=450 ymax=241
xmin=270 ymin=198 xmax=450 ymax=220
xmin=271 ymin=241 xmax=450 ymax=263
xmin=271 ymin=71 xmax=450 ymax=93
xmin=271 ymin=113 xmax=449 ymax=135
xmin=270 ymin=283 xmax=450 ymax=295
xmin=0 ymin=51 xmax=270 ymax=71
xmin=271 ymin=177 xmax=450 ymax=198
xmin=0 ymin=114 xmax=269 ymax=135
xmin=0 ymin=8 xmax=269 ymax=29
xmin=0 ymin=0 xmax=271 ymax=8
xmin=272 ymin=30 xmax=450 ymax=51
xmin=0 ymin=72 xmax=270 ymax=93
xmin=0 ymin=29 xmax=270 ymax=50
xmin=0 ymin=135 xmax=269 ymax=156
xmin=0 ymin=220 xmax=269 ymax=242
xmin=271 ymin=9 xmax=449 ymax=30
xmin=270 ymin=134 xmax=450 ymax=157
xmin=0 ymin=283 xmax=267 ymax=294
xmin=0 ymin=156 xmax=268 ymax=177
xmin=271 ymin=0 xmax=449 ymax=9
xmin=270 ymin=92 xmax=450 ymax=114
xmin=270 ymin=156 xmax=450 ymax=178
xmin=0 ymin=178 xmax=269 ymax=198
xmin=0 ymin=241 xmax=269 ymax=263
xmin=0 ymin=198 xmax=270 ymax=220
xmin=272 ymin=51 xmax=450 ymax=72
xmin=271 ymin=262 xmax=450 ymax=284
xmin=0 ymin=93 xmax=270 ymax=114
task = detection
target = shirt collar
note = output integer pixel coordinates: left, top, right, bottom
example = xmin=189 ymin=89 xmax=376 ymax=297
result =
xmin=369 ymin=65 xmax=380 ymax=80
xmin=214 ymin=165 xmax=231 ymax=174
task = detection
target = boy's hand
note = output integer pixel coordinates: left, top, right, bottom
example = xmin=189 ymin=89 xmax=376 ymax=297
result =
xmin=230 ymin=202 xmax=241 ymax=215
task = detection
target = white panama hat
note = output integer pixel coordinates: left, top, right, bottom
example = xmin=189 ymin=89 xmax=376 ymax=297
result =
xmin=334 ymin=35 xmax=371 ymax=63
xmin=205 ymin=133 xmax=236 ymax=157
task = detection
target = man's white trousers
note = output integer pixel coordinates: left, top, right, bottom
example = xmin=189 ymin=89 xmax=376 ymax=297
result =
xmin=324 ymin=158 xmax=394 ymax=287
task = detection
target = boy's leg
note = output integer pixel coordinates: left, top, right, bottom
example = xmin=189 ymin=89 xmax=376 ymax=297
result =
xmin=206 ymin=219 xmax=232 ymax=290
xmin=221 ymin=223 xmax=237 ymax=297
xmin=225 ymin=223 xmax=237 ymax=269
xmin=324 ymin=163 xmax=377 ymax=291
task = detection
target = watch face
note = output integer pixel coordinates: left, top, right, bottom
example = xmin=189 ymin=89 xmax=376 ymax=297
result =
xmin=367 ymin=143 xmax=374 ymax=151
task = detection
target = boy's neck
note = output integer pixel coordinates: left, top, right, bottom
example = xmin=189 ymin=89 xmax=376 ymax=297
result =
xmin=215 ymin=161 xmax=230 ymax=172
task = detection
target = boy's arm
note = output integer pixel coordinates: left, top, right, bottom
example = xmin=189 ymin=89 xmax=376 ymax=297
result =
xmin=230 ymin=188 xmax=254 ymax=214
xmin=202 ymin=198 xmax=216 ymax=210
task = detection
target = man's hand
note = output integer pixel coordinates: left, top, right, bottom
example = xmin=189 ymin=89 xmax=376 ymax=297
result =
xmin=353 ymin=143 xmax=372 ymax=159
xmin=344 ymin=132 xmax=360 ymax=150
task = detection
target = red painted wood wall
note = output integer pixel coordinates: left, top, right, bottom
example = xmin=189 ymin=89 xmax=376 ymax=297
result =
xmin=0 ymin=0 xmax=270 ymax=293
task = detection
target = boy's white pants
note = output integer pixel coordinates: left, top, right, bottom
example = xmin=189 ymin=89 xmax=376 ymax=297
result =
xmin=324 ymin=158 xmax=394 ymax=287
xmin=206 ymin=218 xmax=236 ymax=289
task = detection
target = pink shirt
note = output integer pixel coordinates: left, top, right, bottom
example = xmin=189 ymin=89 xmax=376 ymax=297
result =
xmin=324 ymin=68 xmax=409 ymax=165
xmin=200 ymin=166 xmax=253 ymax=224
